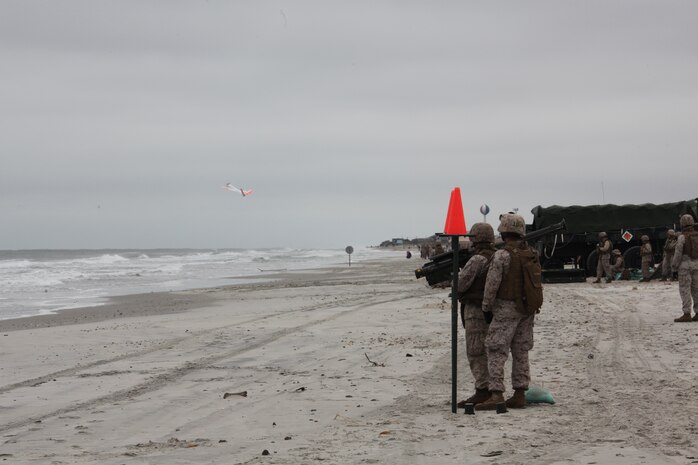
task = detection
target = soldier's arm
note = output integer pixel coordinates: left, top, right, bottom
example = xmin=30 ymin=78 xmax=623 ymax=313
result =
xmin=482 ymin=250 xmax=509 ymax=309
xmin=457 ymin=255 xmax=487 ymax=293
xmin=601 ymin=241 xmax=611 ymax=253
xmin=671 ymin=235 xmax=685 ymax=272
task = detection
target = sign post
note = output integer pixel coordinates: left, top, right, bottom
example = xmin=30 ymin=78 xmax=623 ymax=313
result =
xmin=345 ymin=246 xmax=354 ymax=266
xmin=442 ymin=188 xmax=468 ymax=413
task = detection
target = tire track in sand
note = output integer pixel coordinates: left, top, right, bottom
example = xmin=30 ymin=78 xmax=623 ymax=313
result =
xmin=0 ymin=292 xmax=419 ymax=435
xmin=574 ymin=286 xmax=697 ymax=453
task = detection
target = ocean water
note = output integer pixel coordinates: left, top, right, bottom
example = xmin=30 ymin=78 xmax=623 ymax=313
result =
xmin=0 ymin=247 xmax=401 ymax=321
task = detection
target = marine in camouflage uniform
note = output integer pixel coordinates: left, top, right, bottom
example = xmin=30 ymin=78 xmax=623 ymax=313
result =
xmin=476 ymin=214 xmax=537 ymax=411
xmin=457 ymin=223 xmax=496 ymax=406
xmin=610 ymin=249 xmax=625 ymax=278
xmin=671 ymin=215 xmax=698 ymax=322
xmin=594 ymin=232 xmax=613 ymax=283
xmin=640 ymin=235 xmax=653 ymax=282
xmin=660 ymin=230 xmax=677 ymax=281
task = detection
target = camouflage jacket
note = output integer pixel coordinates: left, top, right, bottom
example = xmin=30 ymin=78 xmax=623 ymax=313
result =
xmin=482 ymin=247 xmax=513 ymax=308
xmin=598 ymin=239 xmax=612 ymax=255
xmin=672 ymin=233 xmax=698 ymax=272
xmin=664 ymin=238 xmax=677 ymax=254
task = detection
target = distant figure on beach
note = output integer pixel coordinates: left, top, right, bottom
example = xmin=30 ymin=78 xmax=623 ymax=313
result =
xmin=420 ymin=244 xmax=430 ymax=259
xmin=476 ymin=213 xmax=540 ymax=411
xmin=640 ymin=235 xmax=653 ymax=282
xmin=433 ymin=242 xmax=444 ymax=257
xmin=660 ymin=230 xmax=677 ymax=281
xmin=593 ymin=232 xmax=613 ymax=283
xmin=406 ymin=250 xmax=412 ymax=259
xmin=671 ymin=215 xmax=698 ymax=322
xmin=610 ymin=249 xmax=626 ymax=280
xmin=456 ymin=222 xmax=496 ymax=407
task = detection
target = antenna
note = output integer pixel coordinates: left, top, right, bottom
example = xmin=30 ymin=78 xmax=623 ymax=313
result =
xmin=601 ymin=181 xmax=606 ymax=203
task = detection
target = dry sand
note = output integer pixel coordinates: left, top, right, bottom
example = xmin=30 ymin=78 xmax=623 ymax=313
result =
xmin=1 ymin=257 xmax=697 ymax=464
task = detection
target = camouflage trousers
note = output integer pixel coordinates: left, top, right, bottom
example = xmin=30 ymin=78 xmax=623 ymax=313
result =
xmin=596 ymin=256 xmax=612 ymax=279
xmin=678 ymin=266 xmax=698 ymax=315
xmin=661 ymin=253 xmax=674 ymax=278
xmin=641 ymin=256 xmax=652 ymax=279
xmin=485 ymin=300 xmax=534 ymax=393
xmin=461 ymin=302 xmax=489 ymax=390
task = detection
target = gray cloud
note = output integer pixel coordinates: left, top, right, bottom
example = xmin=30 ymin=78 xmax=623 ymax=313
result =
xmin=1 ymin=0 xmax=697 ymax=249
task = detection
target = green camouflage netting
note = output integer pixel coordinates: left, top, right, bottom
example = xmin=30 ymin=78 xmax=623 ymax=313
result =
xmin=531 ymin=198 xmax=698 ymax=233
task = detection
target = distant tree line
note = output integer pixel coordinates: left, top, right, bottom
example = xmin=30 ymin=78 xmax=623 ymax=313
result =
xmin=378 ymin=235 xmax=447 ymax=248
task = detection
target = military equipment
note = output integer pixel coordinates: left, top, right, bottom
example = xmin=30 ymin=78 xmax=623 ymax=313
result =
xmin=469 ymin=222 xmax=495 ymax=244
xmin=414 ymin=220 xmax=565 ymax=286
xmin=497 ymin=213 xmax=526 ymax=236
xmin=680 ymin=214 xmax=695 ymax=229
xmin=531 ymin=198 xmax=698 ymax=281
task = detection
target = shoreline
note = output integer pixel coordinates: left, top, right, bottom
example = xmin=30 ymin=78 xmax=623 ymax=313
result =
xmin=0 ymin=246 xmax=395 ymax=326
xmin=0 ymin=261 xmax=376 ymax=332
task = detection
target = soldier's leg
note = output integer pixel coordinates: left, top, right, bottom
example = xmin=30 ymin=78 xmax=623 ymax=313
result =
xmin=642 ymin=258 xmax=651 ymax=280
xmin=594 ymin=259 xmax=603 ymax=282
xmin=463 ymin=303 xmax=489 ymax=390
xmin=675 ymin=268 xmax=693 ymax=322
xmin=602 ymin=258 xmax=613 ymax=282
xmin=484 ymin=305 xmax=518 ymax=393
xmin=510 ymin=315 xmax=535 ymax=390
xmin=661 ymin=255 xmax=671 ymax=279
xmin=690 ymin=269 xmax=698 ymax=316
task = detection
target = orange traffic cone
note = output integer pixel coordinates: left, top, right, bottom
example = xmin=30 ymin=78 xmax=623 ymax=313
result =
xmin=443 ymin=188 xmax=467 ymax=235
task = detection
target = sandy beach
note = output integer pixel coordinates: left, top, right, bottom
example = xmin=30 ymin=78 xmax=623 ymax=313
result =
xmin=1 ymin=257 xmax=697 ymax=464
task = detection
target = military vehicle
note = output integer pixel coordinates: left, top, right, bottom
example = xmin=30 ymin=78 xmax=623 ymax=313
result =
xmin=529 ymin=197 xmax=698 ymax=282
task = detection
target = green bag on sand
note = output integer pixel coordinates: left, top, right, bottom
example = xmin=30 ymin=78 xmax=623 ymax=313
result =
xmin=525 ymin=388 xmax=555 ymax=404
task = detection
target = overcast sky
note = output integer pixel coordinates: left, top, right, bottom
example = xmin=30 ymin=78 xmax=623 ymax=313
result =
xmin=1 ymin=1 xmax=697 ymax=250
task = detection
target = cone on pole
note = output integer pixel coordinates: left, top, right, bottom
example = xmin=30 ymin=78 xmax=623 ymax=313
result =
xmin=443 ymin=187 xmax=467 ymax=235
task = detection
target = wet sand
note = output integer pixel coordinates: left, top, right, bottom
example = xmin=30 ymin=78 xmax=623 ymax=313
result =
xmin=1 ymin=257 xmax=696 ymax=464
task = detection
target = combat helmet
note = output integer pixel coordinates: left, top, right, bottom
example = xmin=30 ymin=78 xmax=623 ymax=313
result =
xmin=598 ymin=232 xmax=608 ymax=239
xmin=680 ymin=214 xmax=695 ymax=230
xmin=667 ymin=229 xmax=676 ymax=237
xmin=497 ymin=213 xmax=526 ymax=237
xmin=612 ymin=249 xmax=621 ymax=255
xmin=469 ymin=222 xmax=495 ymax=244
xmin=641 ymin=235 xmax=649 ymax=242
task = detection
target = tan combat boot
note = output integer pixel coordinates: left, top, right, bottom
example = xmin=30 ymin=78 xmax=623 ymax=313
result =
xmin=593 ymin=278 xmax=601 ymax=283
xmin=457 ymin=388 xmax=491 ymax=408
xmin=674 ymin=314 xmax=692 ymax=323
xmin=475 ymin=391 xmax=505 ymax=411
xmin=505 ymin=389 xmax=527 ymax=409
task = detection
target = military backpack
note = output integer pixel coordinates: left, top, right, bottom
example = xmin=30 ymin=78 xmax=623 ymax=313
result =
xmin=497 ymin=244 xmax=544 ymax=315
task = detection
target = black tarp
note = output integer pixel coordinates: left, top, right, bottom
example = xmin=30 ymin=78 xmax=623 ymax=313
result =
xmin=531 ymin=198 xmax=698 ymax=233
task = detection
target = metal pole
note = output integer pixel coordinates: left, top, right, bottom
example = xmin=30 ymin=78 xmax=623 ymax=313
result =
xmin=451 ymin=235 xmax=459 ymax=413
